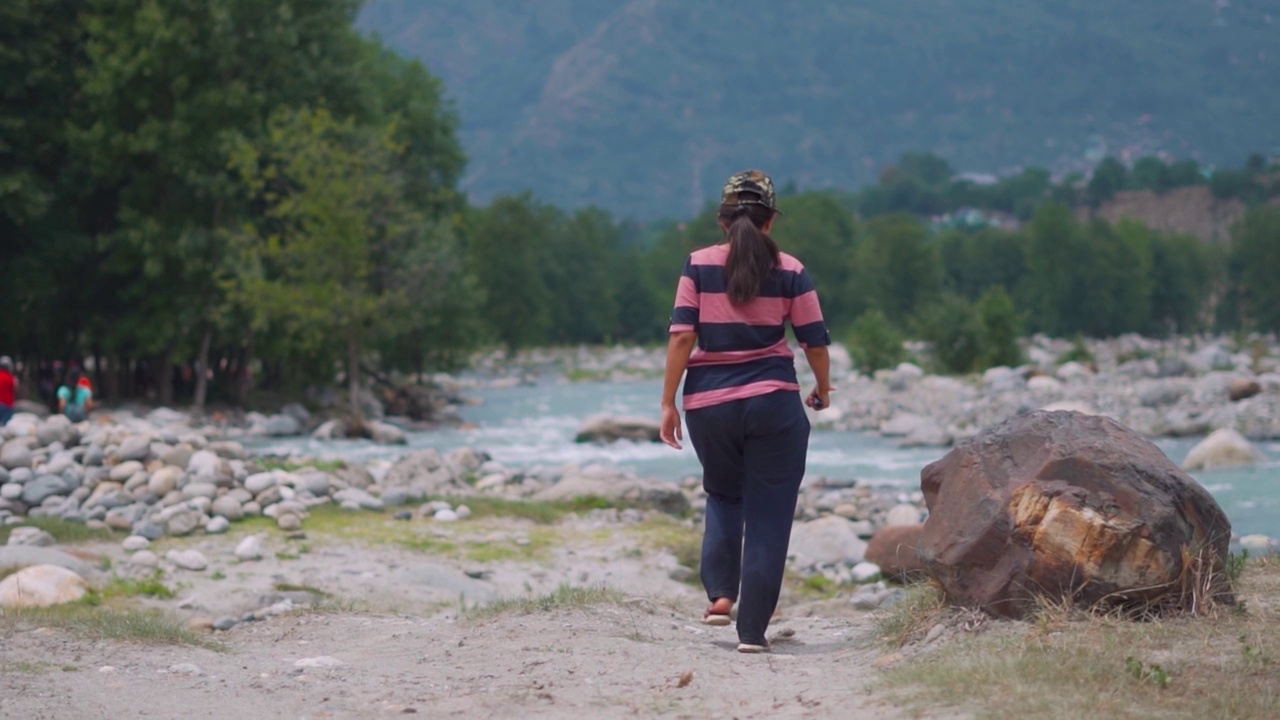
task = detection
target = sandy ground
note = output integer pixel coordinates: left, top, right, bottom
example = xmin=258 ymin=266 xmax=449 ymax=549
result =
xmin=0 ymin=512 xmax=948 ymax=720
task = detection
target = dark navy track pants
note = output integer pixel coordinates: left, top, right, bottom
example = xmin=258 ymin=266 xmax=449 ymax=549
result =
xmin=685 ymin=390 xmax=810 ymax=646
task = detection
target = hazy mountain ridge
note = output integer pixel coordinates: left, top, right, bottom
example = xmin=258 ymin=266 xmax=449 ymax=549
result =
xmin=359 ymin=0 xmax=1280 ymax=218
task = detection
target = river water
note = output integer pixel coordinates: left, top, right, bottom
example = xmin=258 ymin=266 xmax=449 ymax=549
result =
xmin=251 ymin=376 xmax=1280 ymax=539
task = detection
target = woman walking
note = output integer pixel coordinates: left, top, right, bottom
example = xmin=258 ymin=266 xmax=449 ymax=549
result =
xmin=659 ymin=169 xmax=833 ymax=653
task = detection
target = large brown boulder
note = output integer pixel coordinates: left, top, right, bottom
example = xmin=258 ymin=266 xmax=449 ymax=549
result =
xmin=865 ymin=524 xmax=925 ymax=582
xmin=917 ymin=410 xmax=1233 ymax=618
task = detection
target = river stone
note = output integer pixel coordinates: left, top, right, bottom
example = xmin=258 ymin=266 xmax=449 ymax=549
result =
xmin=104 ymin=504 xmax=146 ymax=531
xmin=244 ymin=472 xmax=278 ymax=495
xmin=917 ymin=410 xmax=1233 ymax=618
xmin=165 ymin=510 xmax=202 ymax=537
xmin=81 ymin=444 xmax=104 ymax=467
xmin=1182 ymin=428 xmax=1266 ymax=471
xmin=182 ymin=482 xmax=218 ymax=501
xmin=108 ymin=461 xmax=143 ymax=483
xmin=8 ymin=468 xmax=32 ymax=484
xmin=0 ymin=565 xmax=87 ymax=608
xmin=788 ymin=516 xmax=868 ymax=567
xmin=147 ymin=466 xmax=183 ymax=497
xmin=1228 ymin=378 xmax=1262 ymax=402
xmin=879 ymin=412 xmax=928 ymax=437
xmin=207 ymin=441 xmax=247 ymax=460
xmin=205 ymin=516 xmax=230 ymax=534
xmin=1026 ymin=375 xmax=1064 ymax=396
xmin=233 ymin=535 xmax=264 ymax=561
xmin=367 ymin=421 xmax=407 ymax=445
xmin=900 ymin=418 xmax=952 ymax=448
xmin=21 ymin=475 xmax=74 ymax=506
xmin=255 ymin=485 xmax=283 ymax=507
xmin=116 ymin=435 xmax=152 ymax=462
xmin=295 ymin=472 xmax=331 ymax=497
xmin=37 ymin=416 xmax=75 ymax=448
xmin=383 ymin=450 xmax=468 ymax=495
xmin=166 ymin=549 xmax=208 ymax=571
xmin=210 ymin=495 xmax=244 ymax=521
xmin=533 ymin=468 xmax=690 ymax=515
xmin=433 ymin=508 xmax=459 ymax=522
xmin=159 ymin=443 xmax=195 ymax=470
xmin=884 ymin=504 xmax=923 ymax=527
xmin=332 ymin=487 xmax=384 ymax=511
xmin=865 ymin=524 xmax=926 ymax=581
xmin=6 ymin=526 xmax=56 ymax=547
xmin=573 ymin=415 xmax=662 ymax=444
xmin=128 ymin=550 xmax=159 ymax=568
xmin=276 ymin=513 xmax=302 ymax=531
xmin=132 ymin=520 xmax=165 ymax=541
xmin=0 ymin=483 xmax=21 ymax=500
xmin=122 ymin=535 xmax=150 ymax=552
xmin=1 ymin=441 xmax=32 ymax=470
xmin=188 ymin=450 xmax=232 ymax=483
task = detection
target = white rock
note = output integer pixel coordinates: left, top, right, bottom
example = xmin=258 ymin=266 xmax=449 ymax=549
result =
xmin=1182 ymin=428 xmax=1266 ymax=471
xmin=293 ymin=656 xmax=344 ymax=669
xmin=433 ymin=509 xmax=459 ymax=522
xmin=128 ymin=550 xmax=159 ymax=568
xmin=108 ymin=461 xmax=144 ymax=483
xmin=789 ymin=516 xmax=868 ymax=567
xmin=6 ymin=526 xmax=56 ymax=547
xmin=276 ymin=513 xmax=302 ymax=531
xmin=1027 ymin=375 xmax=1064 ymax=395
xmin=147 ymin=466 xmax=184 ymax=497
xmin=880 ymin=412 xmax=927 ymax=437
xmin=851 ymin=562 xmax=882 ymax=582
xmin=122 ymin=535 xmax=150 ymax=552
xmin=455 ymin=504 xmax=472 ymax=520
xmin=244 ymin=472 xmax=278 ymax=495
xmin=235 ymin=535 xmax=265 ymax=561
xmin=0 ymin=440 xmax=32 ymax=470
xmin=166 ymin=549 xmax=208 ymax=571
xmin=1239 ymin=535 xmax=1277 ymax=553
xmin=367 ymin=421 xmax=407 ymax=445
xmin=0 ymin=564 xmax=88 ymax=608
xmin=884 ymin=504 xmax=922 ymax=527
xmin=205 ymin=516 xmax=230 ymax=534
xmin=1056 ymin=361 xmax=1094 ymax=383
xmin=0 ymin=483 xmax=22 ymax=500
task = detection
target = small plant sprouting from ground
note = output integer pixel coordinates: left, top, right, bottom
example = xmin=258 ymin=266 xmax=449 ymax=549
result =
xmin=0 ymin=605 xmax=217 ymax=648
xmin=467 ymin=584 xmax=625 ymax=620
xmin=1239 ymin=634 xmax=1273 ymax=669
xmin=1125 ymin=656 xmax=1172 ymax=688
xmin=102 ymin=572 xmax=176 ymax=600
xmin=1226 ymin=549 xmax=1250 ymax=585
xmin=875 ymin=582 xmax=948 ymax=648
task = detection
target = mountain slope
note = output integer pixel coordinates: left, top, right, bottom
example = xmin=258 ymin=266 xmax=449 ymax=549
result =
xmin=358 ymin=0 xmax=1280 ymax=218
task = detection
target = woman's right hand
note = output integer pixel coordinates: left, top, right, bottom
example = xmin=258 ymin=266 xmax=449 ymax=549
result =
xmin=660 ymin=404 xmax=684 ymax=450
xmin=805 ymin=386 xmax=834 ymax=411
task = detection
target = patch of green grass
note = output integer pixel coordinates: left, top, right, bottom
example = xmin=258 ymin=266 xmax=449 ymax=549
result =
xmin=0 ymin=517 xmax=119 ymax=545
xmin=422 ymin=495 xmax=617 ymax=525
xmin=0 ymin=604 xmax=218 ymax=648
xmin=874 ymin=582 xmax=947 ymax=648
xmin=272 ymin=582 xmax=331 ymax=598
xmin=254 ymin=457 xmax=347 ymax=473
xmin=626 ymin=516 xmax=701 ymax=585
xmin=468 ymin=584 xmax=625 ymax=619
xmin=101 ymin=572 xmax=176 ymax=600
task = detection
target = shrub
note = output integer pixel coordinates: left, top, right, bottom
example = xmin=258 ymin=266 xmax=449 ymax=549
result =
xmin=847 ymin=309 xmax=907 ymax=373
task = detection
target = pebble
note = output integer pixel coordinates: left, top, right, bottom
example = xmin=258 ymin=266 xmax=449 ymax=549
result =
xmin=122 ymin=535 xmax=150 ymax=552
xmin=6 ymin=526 xmax=56 ymax=547
xmin=851 ymin=561 xmax=882 ymax=582
xmin=0 ymin=484 xmax=23 ymax=500
xmin=235 ymin=535 xmax=265 ymax=561
xmin=433 ymin=509 xmax=459 ymax=522
xmin=393 ymin=510 xmax=413 ymax=521
xmin=454 ymin=504 xmax=472 ymax=520
xmin=205 ymin=516 xmax=230 ymax=534
xmin=213 ymin=616 xmax=239 ymax=631
xmin=276 ymin=513 xmax=302 ymax=531
xmin=167 ymin=663 xmax=203 ymax=676
xmin=128 ymin=550 xmax=159 ymax=568
xmin=166 ymin=549 xmax=208 ymax=571
xmin=293 ymin=656 xmax=344 ymax=669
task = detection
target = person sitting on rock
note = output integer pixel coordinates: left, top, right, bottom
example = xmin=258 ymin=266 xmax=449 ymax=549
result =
xmin=56 ymin=368 xmax=93 ymax=422
xmin=659 ymin=169 xmax=834 ymax=654
xmin=0 ymin=356 xmax=16 ymax=425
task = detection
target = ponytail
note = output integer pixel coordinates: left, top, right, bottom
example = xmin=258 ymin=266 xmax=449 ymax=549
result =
xmin=720 ymin=203 xmax=779 ymax=304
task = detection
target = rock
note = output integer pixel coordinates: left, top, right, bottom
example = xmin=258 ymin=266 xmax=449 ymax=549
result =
xmin=21 ymin=475 xmax=75 ymax=505
xmin=1 ymin=441 xmax=32 ymax=470
xmin=131 ymin=520 xmax=165 ymax=541
xmin=833 ymin=504 xmax=861 ymax=519
xmin=235 ymin=535 xmax=265 ymax=561
xmin=446 ymin=447 xmax=490 ymax=473
xmin=1182 ymin=428 xmax=1267 ymax=470
xmin=879 ymin=412 xmax=927 ymax=437
xmin=573 ymin=415 xmax=662 ymax=444
xmin=532 ymin=467 xmax=691 ymax=515
xmin=37 ymin=416 xmax=75 ymax=447
xmin=128 ymin=550 xmax=159 ymax=568
xmin=917 ymin=410 xmax=1233 ymax=618
xmin=166 ymin=549 xmax=208 ymax=571
xmin=213 ymin=616 xmax=239 ymax=632
xmin=182 ymin=482 xmax=219 ymax=500
xmin=788 ymin=516 xmax=868 ymax=567
xmin=280 ymin=402 xmax=310 ymax=424
xmin=104 ymin=504 xmax=146 ymax=531
xmin=900 ymin=418 xmax=952 ymax=448
xmin=455 ymin=504 xmax=472 ymax=520
xmin=205 ymin=516 xmax=230 ymax=534
xmin=1137 ymin=379 xmax=1191 ymax=407
xmin=159 ymin=444 xmax=195 ymax=470
xmin=188 ymin=450 xmax=232 ymax=483
xmin=263 ymin=414 xmax=302 ymax=437
xmin=852 ymin=562 xmax=882 ymax=582
xmin=276 ymin=513 xmax=302 ymax=531
xmin=367 ymin=421 xmax=407 ymax=445
xmin=122 ymin=535 xmax=150 ymax=552
xmin=165 ymin=510 xmax=202 ymax=537
xmin=1228 ymin=379 xmax=1262 ymax=402
xmin=0 ymin=546 xmax=97 ymax=578
xmin=1239 ymin=535 xmax=1277 ymax=553
xmin=865 ymin=524 xmax=926 ymax=581
xmin=244 ymin=472 xmax=278 ymax=495
xmin=1055 ymin=362 xmax=1094 ymax=383
xmin=984 ymin=367 xmax=1026 ymax=393
xmin=82 ymin=445 xmax=105 ymax=467
xmin=147 ymin=466 xmax=183 ymax=497
xmin=433 ymin=508 xmax=459 ymax=522
xmin=310 ymin=419 xmax=346 ymax=441
xmin=116 ymin=435 xmax=152 ymax=462
xmin=207 ymin=441 xmax=247 ymax=460
xmin=332 ymin=487 xmax=383 ymax=511
xmin=295 ymin=472 xmax=331 ymax=497
xmin=0 ymin=565 xmax=88 ymax=608
xmin=210 ymin=495 xmax=244 ymax=521
xmin=1 ymin=483 xmax=22 ymax=500
xmin=884 ymin=504 xmax=922 ymax=527
xmin=382 ymin=450 xmax=468 ymax=495
xmin=1026 ymin=375 xmax=1063 ymax=396
xmin=1188 ymin=344 xmax=1232 ymax=374
xmin=7 ymin=526 xmax=56 ymax=547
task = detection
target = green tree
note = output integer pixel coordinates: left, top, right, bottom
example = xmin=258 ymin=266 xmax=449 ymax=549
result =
xmin=1229 ymin=206 xmax=1280 ymax=332
xmin=467 ymin=194 xmax=554 ymax=351
xmin=1147 ymin=232 xmax=1212 ymax=335
xmin=1025 ymin=203 xmax=1090 ymax=336
xmin=542 ymin=207 xmax=621 ymax=344
xmin=1087 ymin=157 xmax=1128 ymax=206
xmin=938 ymin=228 xmax=1029 ymax=300
xmin=914 ymin=294 xmax=981 ymax=374
xmin=1167 ymin=159 xmax=1204 ymax=187
xmin=846 ymin=310 xmax=906 ymax=373
xmin=229 ymin=107 xmax=411 ymax=420
xmin=974 ymin=286 xmax=1023 ymax=369
xmin=1129 ymin=156 xmax=1172 ymax=193
xmin=854 ymin=214 xmax=942 ymax=325
xmin=770 ymin=192 xmax=860 ymax=326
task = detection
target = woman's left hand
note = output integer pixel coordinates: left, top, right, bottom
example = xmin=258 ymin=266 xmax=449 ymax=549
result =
xmin=660 ymin=405 xmax=683 ymax=450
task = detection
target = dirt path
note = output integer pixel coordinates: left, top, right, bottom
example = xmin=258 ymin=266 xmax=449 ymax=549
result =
xmin=1 ymin=602 xmax=910 ymax=720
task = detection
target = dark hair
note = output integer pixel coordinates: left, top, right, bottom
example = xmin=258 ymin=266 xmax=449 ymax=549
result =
xmin=65 ymin=369 xmax=81 ymax=392
xmin=718 ymin=201 xmax=779 ymax=304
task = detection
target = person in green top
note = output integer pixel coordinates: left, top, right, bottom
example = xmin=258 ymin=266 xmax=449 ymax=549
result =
xmin=57 ymin=369 xmax=93 ymax=422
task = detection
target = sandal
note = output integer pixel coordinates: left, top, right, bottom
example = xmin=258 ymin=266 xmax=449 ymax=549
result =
xmin=702 ymin=598 xmax=733 ymax=626
xmin=736 ymin=642 xmax=769 ymax=654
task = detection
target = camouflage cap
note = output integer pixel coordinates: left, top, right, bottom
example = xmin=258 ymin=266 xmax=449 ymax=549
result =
xmin=720 ymin=169 xmax=782 ymax=214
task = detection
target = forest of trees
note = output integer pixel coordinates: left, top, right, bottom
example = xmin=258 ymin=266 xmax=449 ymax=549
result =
xmin=4 ymin=1 xmax=1280 ymax=409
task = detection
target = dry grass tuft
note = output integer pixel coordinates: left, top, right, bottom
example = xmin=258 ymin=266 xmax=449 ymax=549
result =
xmin=0 ymin=603 xmax=218 ymax=648
xmin=466 ymin=584 xmax=625 ymax=620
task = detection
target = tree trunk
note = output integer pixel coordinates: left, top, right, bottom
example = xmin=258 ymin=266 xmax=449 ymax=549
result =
xmin=236 ymin=333 xmax=254 ymax=406
xmin=155 ymin=352 xmax=174 ymax=407
xmin=193 ymin=326 xmax=213 ymax=412
xmin=347 ymin=333 xmax=361 ymax=422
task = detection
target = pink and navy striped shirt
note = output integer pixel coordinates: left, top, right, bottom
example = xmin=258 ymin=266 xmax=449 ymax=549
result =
xmin=669 ymin=244 xmax=831 ymax=410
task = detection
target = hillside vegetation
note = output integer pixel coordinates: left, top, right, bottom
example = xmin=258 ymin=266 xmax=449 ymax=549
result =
xmin=358 ymin=0 xmax=1280 ymax=217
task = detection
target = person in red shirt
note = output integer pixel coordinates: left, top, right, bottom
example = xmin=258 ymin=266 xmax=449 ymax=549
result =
xmin=0 ymin=356 xmax=17 ymax=425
